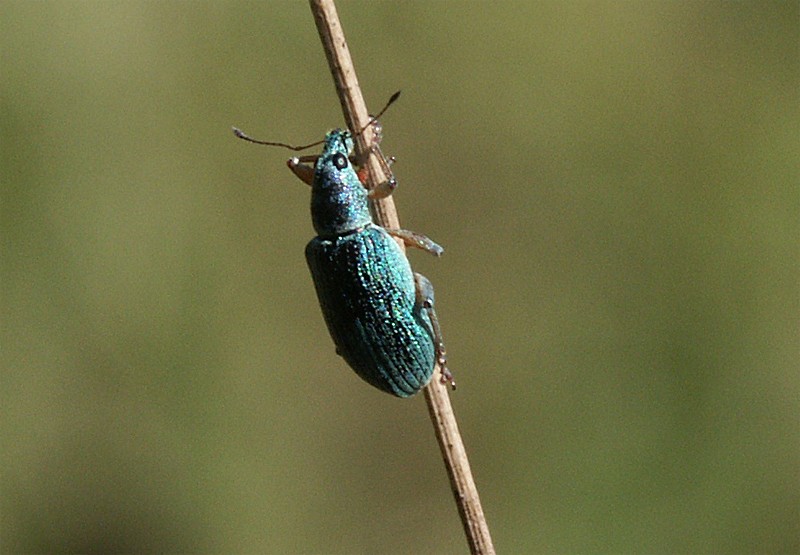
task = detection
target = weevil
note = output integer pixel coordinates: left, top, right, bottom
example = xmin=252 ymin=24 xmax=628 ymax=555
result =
xmin=234 ymin=103 xmax=453 ymax=396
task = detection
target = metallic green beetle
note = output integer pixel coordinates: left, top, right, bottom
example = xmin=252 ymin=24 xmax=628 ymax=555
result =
xmin=289 ymin=129 xmax=452 ymax=396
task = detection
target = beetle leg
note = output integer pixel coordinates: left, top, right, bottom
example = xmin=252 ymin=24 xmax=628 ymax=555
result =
xmin=287 ymin=156 xmax=316 ymax=186
xmin=350 ymin=122 xmax=398 ymax=199
xmin=357 ymin=159 xmax=397 ymax=199
xmin=414 ymin=272 xmax=455 ymax=390
xmin=365 ymin=142 xmax=397 ymax=199
xmin=366 ymin=175 xmax=398 ymax=200
xmin=364 ymin=145 xmax=397 ymax=199
xmin=386 ymin=229 xmax=443 ymax=257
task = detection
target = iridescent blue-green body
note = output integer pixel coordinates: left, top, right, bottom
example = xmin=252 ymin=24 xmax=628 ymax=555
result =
xmin=304 ymin=130 xmax=436 ymax=397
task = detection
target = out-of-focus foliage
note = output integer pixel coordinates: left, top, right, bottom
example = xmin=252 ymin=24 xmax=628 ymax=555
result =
xmin=2 ymin=1 xmax=797 ymax=553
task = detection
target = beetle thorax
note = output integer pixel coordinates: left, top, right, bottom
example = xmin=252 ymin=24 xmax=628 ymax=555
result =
xmin=310 ymin=129 xmax=372 ymax=237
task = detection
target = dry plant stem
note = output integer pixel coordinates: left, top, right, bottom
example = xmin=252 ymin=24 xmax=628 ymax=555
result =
xmin=308 ymin=1 xmax=495 ymax=554
xmin=309 ymin=0 xmax=397 ymax=228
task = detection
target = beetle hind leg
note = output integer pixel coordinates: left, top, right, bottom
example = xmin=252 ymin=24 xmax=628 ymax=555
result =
xmin=414 ymin=272 xmax=455 ymax=390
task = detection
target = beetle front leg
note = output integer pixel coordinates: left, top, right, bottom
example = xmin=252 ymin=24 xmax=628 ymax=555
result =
xmin=387 ymin=229 xmax=444 ymax=257
xmin=414 ymin=272 xmax=455 ymax=389
xmin=365 ymin=149 xmax=397 ymax=200
xmin=351 ymin=120 xmax=398 ymax=200
xmin=365 ymin=175 xmax=398 ymax=200
xmin=287 ymin=156 xmax=317 ymax=186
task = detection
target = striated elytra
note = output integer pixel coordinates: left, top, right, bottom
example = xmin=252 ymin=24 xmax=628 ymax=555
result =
xmin=288 ymin=129 xmax=452 ymax=397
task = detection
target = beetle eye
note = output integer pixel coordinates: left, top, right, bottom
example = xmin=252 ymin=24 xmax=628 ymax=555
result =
xmin=332 ymin=153 xmax=348 ymax=170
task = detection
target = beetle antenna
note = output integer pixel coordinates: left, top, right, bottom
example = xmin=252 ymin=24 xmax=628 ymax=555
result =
xmin=232 ymin=90 xmax=400 ymax=150
xmin=354 ymin=90 xmax=401 ymax=137
xmin=232 ymin=127 xmax=326 ymax=151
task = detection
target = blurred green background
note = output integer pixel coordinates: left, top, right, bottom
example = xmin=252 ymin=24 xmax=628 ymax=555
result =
xmin=2 ymin=1 xmax=797 ymax=553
